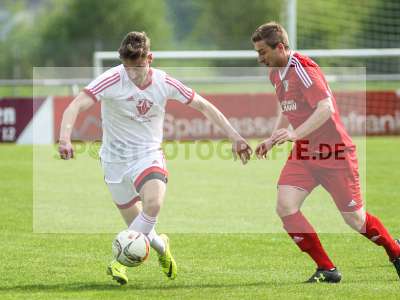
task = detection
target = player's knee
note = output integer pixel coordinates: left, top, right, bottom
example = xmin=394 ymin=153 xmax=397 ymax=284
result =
xmin=342 ymin=211 xmax=365 ymax=231
xmin=142 ymin=195 xmax=162 ymax=217
xmin=143 ymin=204 xmax=161 ymax=217
xmin=276 ymin=185 xmax=307 ymax=217
xmin=276 ymin=201 xmax=298 ymax=217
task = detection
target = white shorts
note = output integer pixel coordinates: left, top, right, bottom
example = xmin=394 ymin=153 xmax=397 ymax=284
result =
xmin=102 ymin=151 xmax=168 ymax=209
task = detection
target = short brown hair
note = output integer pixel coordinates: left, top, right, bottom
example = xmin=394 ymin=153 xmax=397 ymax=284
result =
xmin=251 ymin=22 xmax=289 ymax=49
xmin=118 ymin=31 xmax=150 ymax=60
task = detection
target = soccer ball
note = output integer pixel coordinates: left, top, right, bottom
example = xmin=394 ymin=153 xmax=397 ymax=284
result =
xmin=112 ymin=229 xmax=150 ymax=267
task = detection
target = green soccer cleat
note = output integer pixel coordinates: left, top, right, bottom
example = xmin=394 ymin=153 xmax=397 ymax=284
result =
xmin=107 ymin=260 xmax=128 ymax=285
xmin=158 ymin=234 xmax=177 ymax=280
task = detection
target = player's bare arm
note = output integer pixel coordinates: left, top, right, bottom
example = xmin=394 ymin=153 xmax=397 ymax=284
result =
xmin=255 ymin=105 xmax=288 ymax=159
xmin=58 ymin=92 xmax=96 ymax=159
xmin=272 ymin=97 xmax=334 ymax=145
xmin=271 ymin=105 xmax=288 ymax=133
xmin=188 ymin=93 xmax=253 ymax=164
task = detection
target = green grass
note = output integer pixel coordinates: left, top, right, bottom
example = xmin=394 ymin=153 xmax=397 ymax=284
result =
xmin=1 ymin=137 xmax=399 ymax=299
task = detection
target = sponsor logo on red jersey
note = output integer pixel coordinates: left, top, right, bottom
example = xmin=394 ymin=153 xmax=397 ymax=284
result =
xmin=281 ymin=100 xmax=297 ymax=112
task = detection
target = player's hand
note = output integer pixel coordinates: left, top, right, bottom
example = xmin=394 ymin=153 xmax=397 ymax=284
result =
xmin=58 ymin=140 xmax=74 ymax=160
xmin=255 ymin=138 xmax=275 ymax=159
xmin=271 ymin=129 xmax=297 ymax=145
xmin=232 ymin=138 xmax=253 ymax=165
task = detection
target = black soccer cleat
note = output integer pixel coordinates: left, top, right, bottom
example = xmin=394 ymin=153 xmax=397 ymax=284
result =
xmin=305 ymin=268 xmax=342 ymax=283
xmin=393 ymin=257 xmax=400 ymax=280
xmin=393 ymin=238 xmax=400 ymax=279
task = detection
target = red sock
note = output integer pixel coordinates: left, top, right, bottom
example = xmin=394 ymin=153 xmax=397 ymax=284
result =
xmin=361 ymin=212 xmax=400 ymax=260
xmin=281 ymin=211 xmax=335 ymax=270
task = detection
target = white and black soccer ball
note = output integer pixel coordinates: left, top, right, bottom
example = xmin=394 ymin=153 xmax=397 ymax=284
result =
xmin=112 ymin=229 xmax=150 ymax=267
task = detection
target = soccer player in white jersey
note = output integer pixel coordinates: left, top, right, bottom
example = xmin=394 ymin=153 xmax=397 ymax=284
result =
xmin=58 ymin=31 xmax=252 ymax=285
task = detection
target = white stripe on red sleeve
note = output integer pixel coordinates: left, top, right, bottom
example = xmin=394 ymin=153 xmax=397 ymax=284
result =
xmin=292 ymin=58 xmax=312 ymax=88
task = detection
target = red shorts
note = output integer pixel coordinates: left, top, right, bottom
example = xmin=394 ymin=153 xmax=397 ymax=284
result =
xmin=278 ymin=148 xmax=363 ymax=212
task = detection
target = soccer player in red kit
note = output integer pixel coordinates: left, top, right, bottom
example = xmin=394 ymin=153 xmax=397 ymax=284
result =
xmin=252 ymin=21 xmax=400 ymax=283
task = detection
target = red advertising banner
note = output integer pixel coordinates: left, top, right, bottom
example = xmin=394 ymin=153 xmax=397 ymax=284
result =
xmin=53 ymin=96 xmax=102 ymax=141
xmin=0 ymin=98 xmax=44 ymax=142
xmin=53 ymin=91 xmax=399 ymax=142
xmin=53 ymin=94 xmax=278 ymax=141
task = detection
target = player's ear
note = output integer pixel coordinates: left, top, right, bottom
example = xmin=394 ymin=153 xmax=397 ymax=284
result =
xmin=147 ymin=52 xmax=153 ymax=64
xmin=277 ymin=43 xmax=285 ymax=52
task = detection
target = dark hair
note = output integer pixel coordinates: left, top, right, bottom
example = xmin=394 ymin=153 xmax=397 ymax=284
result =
xmin=118 ymin=31 xmax=150 ymax=60
xmin=251 ymin=21 xmax=289 ymax=49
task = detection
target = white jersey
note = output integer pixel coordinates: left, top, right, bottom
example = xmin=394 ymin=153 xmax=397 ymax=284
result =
xmin=84 ymin=65 xmax=194 ymax=163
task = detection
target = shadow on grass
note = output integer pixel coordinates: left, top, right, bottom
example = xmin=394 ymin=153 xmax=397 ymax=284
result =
xmin=1 ymin=277 xmax=398 ymax=293
xmin=0 ymin=280 xmax=298 ymax=293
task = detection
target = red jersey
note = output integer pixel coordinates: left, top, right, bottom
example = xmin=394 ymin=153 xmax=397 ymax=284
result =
xmin=269 ymin=51 xmax=354 ymax=154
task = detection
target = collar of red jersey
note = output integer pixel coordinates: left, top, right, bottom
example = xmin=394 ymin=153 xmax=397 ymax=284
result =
xmin=279 ymin=50 xmax=294 ymax=81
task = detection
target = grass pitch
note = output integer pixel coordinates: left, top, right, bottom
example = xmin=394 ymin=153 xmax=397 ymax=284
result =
xmin=0 ymin=137 xmax=399 ymax=299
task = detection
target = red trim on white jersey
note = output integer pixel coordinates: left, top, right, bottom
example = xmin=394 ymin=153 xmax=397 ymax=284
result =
xmin=116 ymin=196 xmax=141 ymax=209
xmin=89 ymin=72 xmax=120 ymax=95
xmin=185 ymin=92 xmax=195 ymax=104
xmin=292 ymin=57 xmax=312 ymax=88
xmin=83 ymin=88 xmax=97 ymax=102
xmin=134 ymin=68 xmax=153 ymax=90
xmin=91 ymin=72 xmax=119 ymax=90
xmin=165 ymin=76 xmax=194 ymax=102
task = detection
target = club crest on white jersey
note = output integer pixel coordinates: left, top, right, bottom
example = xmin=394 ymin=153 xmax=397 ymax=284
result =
xmin=136 ymin=99 xmax=153 ymax=115
xmin=84 ymin=65 xmax=195 ymax=162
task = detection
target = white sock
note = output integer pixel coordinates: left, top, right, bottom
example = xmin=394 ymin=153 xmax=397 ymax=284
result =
xmin=129 ymin=211 xmax=156 ymax=235
xmin=128 ymin=212 xmax=165 ymax=255
xmin=148 ymin=229 xmax=166 ymax=255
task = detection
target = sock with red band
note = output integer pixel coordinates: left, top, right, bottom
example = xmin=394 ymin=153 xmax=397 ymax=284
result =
xmin=129 ymin=211 xmax=156 ymax=234
xmin=128 ymin=212 xmax=166 ymax=255
xmin=361 ymin=212 xmax=400 ymax=260
xmin=281 ymin=211 xmax=335 ymax=270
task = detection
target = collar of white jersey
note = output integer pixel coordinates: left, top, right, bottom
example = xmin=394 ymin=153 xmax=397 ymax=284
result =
xmin=278 ymin=50 xmax=294 ymax=81
xmin=122 ymin=66 xmax=154 ymax=90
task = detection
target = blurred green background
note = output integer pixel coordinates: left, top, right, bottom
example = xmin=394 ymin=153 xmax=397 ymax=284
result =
xmin=1 ymin=0 xmax=399 ymax=79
